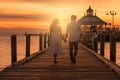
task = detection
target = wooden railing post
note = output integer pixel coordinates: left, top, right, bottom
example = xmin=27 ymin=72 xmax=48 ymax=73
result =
xmin=110 ymin=32 xmax=116 ymax=62
xmin=87 ymin=33 xmax=89 ymax=47
xmin=11 ymin=35 xmax=17 ymax=64
xmin=88 ymin=33 xmax=92 ymax=49
xmin=26 ymin=34 xmax=31 ymax=57
xmin=84 ymin=33 xmax=88 ymax=47
xmin=94 ymin=36 xmax=98 ymax=52
xmin=39 ymin=33 xmax=43 ymax=51
xmin=92 ymin=33 xmax=98 ymax=52
xmin=48 ymin=33 xmax=50 ymax=47
xmin=100 ymin=33 xmax=105 ymax=56
xmin=44 ymin=33 xmax=47 ymax=49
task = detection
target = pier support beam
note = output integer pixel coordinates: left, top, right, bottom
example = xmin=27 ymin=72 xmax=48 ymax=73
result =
xmin=110 ymin=32 xmax=116 ymax=62
xmin=39 ymin=33 xmax=43 ymax=51
xmin=92 ymin=34 xmax=98 ymax=52
xmin=11 ymin=35 xmax=17 ymax=64
xmin=100 ymin=33 xmax=105 ymax=56
xmin=44 ymin=34 xmax=47 ymax=49
xmin=26 ymin=34 xmax=31 ymax=57
xmin=48 ymin=33 xmax=50 ymax=47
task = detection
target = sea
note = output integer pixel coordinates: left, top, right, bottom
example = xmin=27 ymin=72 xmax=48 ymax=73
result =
xmin=0 ymin=35 xmax=40 ymax=71
xmin=0 ymin=35 xmax=120 ymax=71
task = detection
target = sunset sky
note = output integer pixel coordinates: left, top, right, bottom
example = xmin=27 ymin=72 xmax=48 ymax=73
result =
xmin=0 ymin=0 xmax=120 ymax=31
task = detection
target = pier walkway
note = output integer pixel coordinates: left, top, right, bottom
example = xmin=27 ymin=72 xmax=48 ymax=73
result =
xmin=0 ymin=42 xmax=120 ymax=80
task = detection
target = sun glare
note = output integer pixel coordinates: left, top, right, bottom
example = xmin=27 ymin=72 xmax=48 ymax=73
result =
xmin=52 ymin=7 xmax=82 ymax=31
xmin=0 ymin=0 xmax=120 ymax=30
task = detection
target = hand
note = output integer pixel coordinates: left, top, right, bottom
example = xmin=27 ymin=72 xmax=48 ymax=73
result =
xmin=64 ymin=39 xmax=67 ymax=43
xmin=61 ymin=36 xmax=64 ymax=40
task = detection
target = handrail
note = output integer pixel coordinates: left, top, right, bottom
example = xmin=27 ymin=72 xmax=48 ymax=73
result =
xmin=82 ymin=44 xmax=120 ymax=76
xmin=12 ymin=48 xmax=48 ymax=66
xmin=10 ymin=33 xmax=50 ymax=64
xmin=81 ymin=32 xmax=117 ymax=63
xmin=81 ymin=31 xmax=120 ymax=76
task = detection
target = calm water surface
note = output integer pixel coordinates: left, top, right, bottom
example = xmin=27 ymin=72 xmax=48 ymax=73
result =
xmin=0 ymin=36 xmax=39 ymax=71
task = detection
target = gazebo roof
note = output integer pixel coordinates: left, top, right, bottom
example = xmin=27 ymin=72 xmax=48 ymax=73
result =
xmin=78 ymin=6 xmax=107 ymax=25
xmin=78 ymin=15 xmax=107 ymax=25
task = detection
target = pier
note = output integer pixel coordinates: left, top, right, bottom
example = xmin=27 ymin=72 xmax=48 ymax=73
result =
xmin=0 ymin=32 xmax=120 ymax=80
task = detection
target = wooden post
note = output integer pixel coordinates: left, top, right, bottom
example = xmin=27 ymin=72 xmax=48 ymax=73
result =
xmin=100 ymin=33 xmax=105 ymax=56
xmin=89 ymin=33 xmax=92 ymax=49
xmin=44 ymin=33 xmax=46 ymax=49
xmin=110 ymin=32 xmax=116 ymax=62
xmin=85 ymin=34 xmax=88 ymax=47
xmin=92 ymin=33 xmax=98 ymax=52
xmin=87 ymin=34 xmax=89 ymax=48
xmin=39 ymin=33 xmax=43 ymax=51
xmin=26 ymin=34 xmax=30 ymax=57
xmin=11 ymin=35 xmax=17 ymax=64
xmin=48 ymin=33 xmax=50 ymax=47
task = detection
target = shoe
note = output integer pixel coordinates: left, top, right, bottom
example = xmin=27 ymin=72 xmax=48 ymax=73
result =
xmin=71 ymin=59 xmax=75 ymax=64
xmin=54 ymin=60 xmax=57 ymax=64
xmin=74 ymin=58 xmax=76 ymax=63
xmin=71 ymin=61 xmax=74 ymax=63
xmin=71 ymin=58 xmax=76 ymax=64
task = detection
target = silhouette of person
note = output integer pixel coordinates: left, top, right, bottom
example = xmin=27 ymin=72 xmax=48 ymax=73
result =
xmin=48 ymin=19 xmax=63 ymax=64
xmin=64 ymin=15 xmax=81 ymax=63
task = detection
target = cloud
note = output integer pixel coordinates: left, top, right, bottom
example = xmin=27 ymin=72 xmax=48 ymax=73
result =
xmin=0 ymin=14 xmax=51 ymax=21
xmin=0 ymin=0 xmax=67 ymax=3
xmin=0 ymin=0 xmax=83 ymax=6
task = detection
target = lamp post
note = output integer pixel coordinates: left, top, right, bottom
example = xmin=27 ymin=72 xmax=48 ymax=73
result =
xmin=106 ymin=11 xmax=116 ymax=29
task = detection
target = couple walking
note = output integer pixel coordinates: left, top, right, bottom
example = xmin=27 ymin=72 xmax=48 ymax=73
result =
xmin=48 ymin=15 xmax=81 ymax=64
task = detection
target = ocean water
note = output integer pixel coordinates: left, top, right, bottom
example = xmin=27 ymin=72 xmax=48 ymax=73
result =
xmin=0 ymin=36 xmax=120 ymax=71
xmin=0 ymin=36 xmax=39 ymax=71
xmin=98 ymin=42 xmax=120 ymax=65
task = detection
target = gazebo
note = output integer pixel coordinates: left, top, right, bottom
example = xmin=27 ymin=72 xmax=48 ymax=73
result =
xmin=78 ymin=6 xmax=107 ymax=31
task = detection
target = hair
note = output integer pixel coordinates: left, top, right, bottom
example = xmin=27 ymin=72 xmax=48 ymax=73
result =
xmin=71 ymin=15 xmax=77 ymax=21
xmin=50 ymin=19 xmax=59 ymax=32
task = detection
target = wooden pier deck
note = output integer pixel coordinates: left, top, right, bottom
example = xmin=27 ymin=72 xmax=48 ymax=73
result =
xmin=0 ymin=42 xmax=120 ymax=80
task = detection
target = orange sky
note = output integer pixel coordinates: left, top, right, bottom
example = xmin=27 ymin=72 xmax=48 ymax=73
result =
xmin=0 ymin=0 xmax=120 ymax=30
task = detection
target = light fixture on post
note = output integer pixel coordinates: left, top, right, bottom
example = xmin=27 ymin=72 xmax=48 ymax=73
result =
xmin=106 ymin=11 xmax=116 ymax=29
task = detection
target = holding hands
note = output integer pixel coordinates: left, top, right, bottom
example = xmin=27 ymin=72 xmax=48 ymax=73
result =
xmin=64 ymin=34 xmax=68 ymax=43
xmin=61 ymin=35 xmax=67 ymax=42
xmin=64 ymin=38 xmax=67 ymax=43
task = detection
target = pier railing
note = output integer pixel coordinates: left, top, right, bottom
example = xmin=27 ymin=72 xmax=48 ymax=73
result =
xmin=81 ymin=31 xmax=117 ymax=63
xmin=11 ymin=33 xmax=49 ymax=65
xmin=81 ymin=31 xmax=120 ymax=75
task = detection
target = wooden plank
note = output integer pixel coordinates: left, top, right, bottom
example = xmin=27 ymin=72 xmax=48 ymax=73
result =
xmin=0 ymin=72 xmax=119 ymax=80
xmin=82 ymin=44 xmax=120 ymax=76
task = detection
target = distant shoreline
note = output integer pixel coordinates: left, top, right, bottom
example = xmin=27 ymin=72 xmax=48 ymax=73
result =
xmin=0 ymin=27 xmax=49 ymax=36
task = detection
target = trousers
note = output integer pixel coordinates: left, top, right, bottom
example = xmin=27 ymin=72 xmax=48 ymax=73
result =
xmin=69 ymin=41 xmax=78 ymax=62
